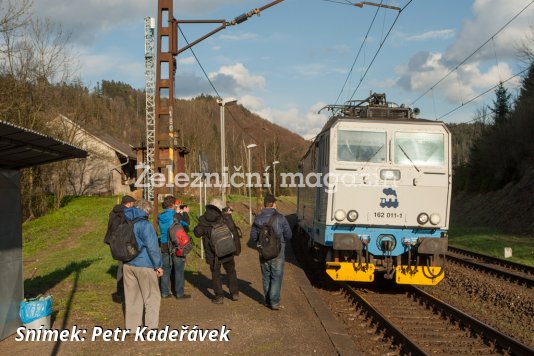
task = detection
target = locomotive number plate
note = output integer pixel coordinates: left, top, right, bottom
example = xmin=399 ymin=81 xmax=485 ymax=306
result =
xmin=374 ymin=212 xmax=404 ymax=218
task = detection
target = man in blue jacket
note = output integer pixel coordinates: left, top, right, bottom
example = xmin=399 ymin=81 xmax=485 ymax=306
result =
xmin=158 ymin=196 xmax=191 ymax=299
xmin=123 ymin=199 xmax=163 ymax=330
xmin=250 ymin=194 xmax=292 ymax=310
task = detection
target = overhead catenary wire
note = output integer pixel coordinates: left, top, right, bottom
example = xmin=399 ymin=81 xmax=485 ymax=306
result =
xmin=333 ymin=0 xmax=385 ymax=105
xmin=348 ymin=0 xmax=413 ymax=101
xmin=321 ymin=0 xmax=361 ymax=6
xmin=410 ymin=0 xmax=534 ymax=107
xmin=178 ymin=26 xmax=258 ymax=144
xmin=437 ymin=67 xmax=528 ymax=121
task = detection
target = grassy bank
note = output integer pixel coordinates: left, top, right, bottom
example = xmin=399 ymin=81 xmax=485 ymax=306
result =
xmin=449 ymin=225 xmax=534 ymax=266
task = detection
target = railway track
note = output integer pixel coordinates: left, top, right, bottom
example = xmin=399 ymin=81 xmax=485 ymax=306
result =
xmin=341 ymin=283 xmax=534 ymax=355
xmin=447 ymin=246 xmax=534 ymax=287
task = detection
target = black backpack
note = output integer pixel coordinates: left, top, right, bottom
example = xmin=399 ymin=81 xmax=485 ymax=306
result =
xmin=109 ymin=215 xmax=147 ymax=262
xmin=257 ymin=213 xmax=281 ymax=261
xmin=210 ymin=221 xmax=236 ymax=258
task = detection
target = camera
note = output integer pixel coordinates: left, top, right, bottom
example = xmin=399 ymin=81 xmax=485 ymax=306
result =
xmin=179 ymin=204 xmax=187 ymax=210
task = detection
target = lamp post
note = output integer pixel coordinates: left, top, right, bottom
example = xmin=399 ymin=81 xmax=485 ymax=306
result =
xmin=246 ymin=143 xmax=257 ymax=225
xmin=217 ymin=97 xmax=237 ymax=206
xmin=272 ymin=160 xmax=279 ymax=197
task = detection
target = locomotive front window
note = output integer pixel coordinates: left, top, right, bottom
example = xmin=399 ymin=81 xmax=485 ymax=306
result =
xmin=394 ymin=132 xmax=445 ymax=167
xmin=337 ymin=130 xmax=386 ymax=163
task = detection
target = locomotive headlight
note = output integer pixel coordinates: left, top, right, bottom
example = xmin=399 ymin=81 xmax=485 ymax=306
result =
xmin=347 ymin=210 xmax=358 ymax=222
xmin=430 ymin=213 xmax=441 ymax=225
xmin=334 ymin=209 xmax=346 ymax=222
xmin=380 ymin=169 xmax=401 ymax=180
xmin=417 ymin=213 xmax=429 ymax=225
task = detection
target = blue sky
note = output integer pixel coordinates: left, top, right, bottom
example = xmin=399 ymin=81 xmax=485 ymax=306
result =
xmin=33 ymin=0 xmax=534 ymax=139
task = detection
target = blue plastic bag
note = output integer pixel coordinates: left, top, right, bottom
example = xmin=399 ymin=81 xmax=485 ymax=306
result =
xmin=19 ymin=295 xmax=52 ymax=324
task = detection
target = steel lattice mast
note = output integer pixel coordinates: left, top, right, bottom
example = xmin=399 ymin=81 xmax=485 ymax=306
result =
xmin=144 ymin=17 xmax=156 ymax=202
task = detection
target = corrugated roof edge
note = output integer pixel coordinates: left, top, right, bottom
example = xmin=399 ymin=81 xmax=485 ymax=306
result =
xmin=0 ymin=119 xmax=88 ymax=154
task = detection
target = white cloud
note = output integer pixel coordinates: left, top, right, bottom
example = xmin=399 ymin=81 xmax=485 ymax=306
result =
xmin=172 ymin=63 xmax=266 ymax=98
xmin=32 ymin=1 xmax=152 ymax=45
xmin=396 ymin=51 xmax=521 ymax=104
xmin=404 ymin=29 xmax=455 ymax=42
xmin=240 ymin=96 xmax=328 ymax=139
xmin=31 ymin=0 xmax=249 ymax=45
xmin=178 ymin=57 xmax=195 ymax=65
xmin=239 ymin=95 xmax=265 ymax=110
xmin=209 ymin=63 xmax=266 ymax=92
xmin=77 ymin=48 xmax=144 ymax=88
xmin=444 ymin=0 xmax=534 ymax=63
xmin=219 ymin=32 xmax=258 ymax=41
xmin=396 ymin=0 xmax=530 ymax=106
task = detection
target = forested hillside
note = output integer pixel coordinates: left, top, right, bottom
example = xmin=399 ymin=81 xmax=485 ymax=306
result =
xmin=456 ymin=71 xmax=534 ymax=192
xmin=450 ymin=57 xmax=534 ymax=233
xmin=173 ymin=95 xmax=309 ymax=184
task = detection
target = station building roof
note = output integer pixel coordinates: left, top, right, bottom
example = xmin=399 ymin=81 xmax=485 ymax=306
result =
xmin=0 ymin=120 xmax=88 ymax=169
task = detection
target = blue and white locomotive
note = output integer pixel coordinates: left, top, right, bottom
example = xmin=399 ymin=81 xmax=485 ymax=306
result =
xmin=297 ymin=93 xmax=451 ymax=285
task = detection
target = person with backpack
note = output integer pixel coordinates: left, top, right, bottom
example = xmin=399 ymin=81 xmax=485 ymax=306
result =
xmin=174 ymin=199 xmax=190 ymax=232
xmin=123 ymin=199 xmax=163 ymax=330
xmin=158 ymin=195 xmax=192 ymax=300
xmin=194 ymin=198 xmax=241 ymax=304
xmin=103 ymin=195 xmax=136 ymax=303
xmin=250 ymin=194 xmax=292 ymax=310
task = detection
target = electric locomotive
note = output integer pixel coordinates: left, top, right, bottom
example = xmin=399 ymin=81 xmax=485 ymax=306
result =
xmin=297 ymin=93 xmax=451 ymax=285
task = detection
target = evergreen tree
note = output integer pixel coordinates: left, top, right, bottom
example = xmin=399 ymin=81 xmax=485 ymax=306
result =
xmin=491 ymin=83 xmax=512 ymax=126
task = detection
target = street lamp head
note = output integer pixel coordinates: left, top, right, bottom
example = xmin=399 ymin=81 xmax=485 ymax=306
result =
xmin=247 ymin=143 xmax=257 ymax=149
xmin=218 ymin=97 xmax=238 ymax=106
xmin=272 ymin=160 xmax=280 ymax=165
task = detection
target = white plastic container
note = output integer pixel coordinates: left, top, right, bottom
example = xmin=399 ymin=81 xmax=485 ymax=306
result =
xmin=24 ymin=314 xmax=51 ymax=329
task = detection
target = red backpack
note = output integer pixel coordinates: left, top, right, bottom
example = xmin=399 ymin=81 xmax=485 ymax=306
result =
xmin=168 ymin=222 xmax=193 ymax=257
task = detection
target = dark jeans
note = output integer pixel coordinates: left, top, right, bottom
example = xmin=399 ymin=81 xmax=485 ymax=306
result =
xmin=116 ymin=261 xmax=123 ymax=294
xmin=211 ymin=258 xmax=238 ymax=298
xmin=160 ymin=252 xmax=187 ymax=297
xmin=260 ymin=244 xmax=285 ymax=307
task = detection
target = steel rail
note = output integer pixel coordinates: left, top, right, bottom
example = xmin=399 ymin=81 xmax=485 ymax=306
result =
xmin=446 ymin=254 xmax=534 ymax=287
xmin=447 ymin=246 xmax=534 ymax=288
xmin=448 ymin=246 xmax=534 ymax=275
xmin=410 ymin=286 xmax=534 ymax=356
xmin=340 ymin=283 xmax=428 ymax=356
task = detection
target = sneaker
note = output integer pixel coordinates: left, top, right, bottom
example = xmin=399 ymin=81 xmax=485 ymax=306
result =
xmin=270 ymin=304 xmax=283 ymax=310
xmin=175 ymin=294 xmax=191 ymax=300
xmin=212 ymin=297 xmax=224 ymax=304
xmin=161 ymin=294 xmax=172 ymax=299
xmin=231 ymin=294 xmax=239 ymax=301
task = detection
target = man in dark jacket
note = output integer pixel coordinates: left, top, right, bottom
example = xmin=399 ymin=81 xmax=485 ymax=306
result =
xmin=250 ymin=194 xmax=292 ymax=310
xmin=104 ymin=195 xmax=135 ymax=302
xmin=123 ymin=199 xmax=163 ymax=330
xmin=194 ymin=198 xmax=240 ymax=304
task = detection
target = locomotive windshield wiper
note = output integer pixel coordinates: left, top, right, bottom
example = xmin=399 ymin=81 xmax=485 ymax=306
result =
xmin=366 ymin=144 xmax=384 ymax=163
xmin=397 ymin=144 xmax=420 ymax=172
